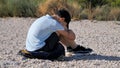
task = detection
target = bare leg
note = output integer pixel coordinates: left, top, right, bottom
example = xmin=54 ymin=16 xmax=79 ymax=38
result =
xmin=59 ymin=35 xmax=93 ymax=54
xmin=59 ymin=36 xmax=78 ymax=49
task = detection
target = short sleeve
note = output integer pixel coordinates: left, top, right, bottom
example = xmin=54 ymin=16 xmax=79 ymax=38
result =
xmin=50 ymin=21 xmax=64 ymax=32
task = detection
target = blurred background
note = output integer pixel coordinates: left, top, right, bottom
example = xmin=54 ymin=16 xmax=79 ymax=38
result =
xmin=0 ymin=0 xmax=120 ymax=21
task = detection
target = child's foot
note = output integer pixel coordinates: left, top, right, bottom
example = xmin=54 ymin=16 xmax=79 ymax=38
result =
xmin=18 ymin=49 xmax=34 ymax=58
xmin=67 ymin=45 xmax=93 ymax=54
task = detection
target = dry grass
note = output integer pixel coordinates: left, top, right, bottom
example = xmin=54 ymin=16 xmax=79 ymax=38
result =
xmin=38 ymin=0 xmax=70 ymax=15
xmin=1 ymin=0 xmax=120 ymax=20
xmin=109 ymin=8 xmax=120 ymax=20
xmin=93 ymin=5 xmax=111 ymax=20
xmin=38 ymin=0 xmax=82 ymax=20
xmin=93 ymin=6 xmax=120 ymax=21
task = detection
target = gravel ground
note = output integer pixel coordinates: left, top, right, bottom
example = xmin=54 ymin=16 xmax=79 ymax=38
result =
xmin=0 ymin=18 xmax=120 ymax=68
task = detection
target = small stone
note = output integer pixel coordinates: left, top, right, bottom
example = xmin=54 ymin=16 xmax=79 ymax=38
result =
xmin=0 ymin=56 xmax=2 ymax=60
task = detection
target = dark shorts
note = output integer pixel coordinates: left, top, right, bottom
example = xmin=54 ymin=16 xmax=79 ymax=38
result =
xmin=29 ymin=32 xmax=65 ymax=60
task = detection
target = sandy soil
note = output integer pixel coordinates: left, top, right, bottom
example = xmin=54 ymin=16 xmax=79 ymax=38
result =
xmin=0 ymin=18 xmax=120 ymax=68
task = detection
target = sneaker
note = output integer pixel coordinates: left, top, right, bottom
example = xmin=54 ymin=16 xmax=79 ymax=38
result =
xmin=73 ymin=45 xmax=93 ymax=53
xmin=18 ymin=49 xmax=34 ymax=58
xmin=67 ymin=45 xmax=93 ymax=54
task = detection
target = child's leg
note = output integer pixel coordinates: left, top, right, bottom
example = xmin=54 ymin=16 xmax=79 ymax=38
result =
xmin=29 ymin=42 xmax=65 ymax=60
xmin=59 ymin=35 xmax=78 ymax=49
xmin=59 ymin=35 xmax=93 ymax=53
xmin=29 ymin=32 xmax=65 ymax=60
xmin=37 ymin=32 xmax=60 ymax=52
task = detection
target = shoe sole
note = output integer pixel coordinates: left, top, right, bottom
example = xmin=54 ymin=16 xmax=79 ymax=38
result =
xmin=65 ymin=51 xmax=93 ymax=57
xmin=74 ymin=50 xmax=92 ymax=54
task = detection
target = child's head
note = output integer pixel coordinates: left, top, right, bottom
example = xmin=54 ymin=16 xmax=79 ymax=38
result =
xmin=55 ymin=9 xmax=71 ymax=28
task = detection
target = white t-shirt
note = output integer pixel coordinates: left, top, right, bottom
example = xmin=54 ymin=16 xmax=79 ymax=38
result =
xmin=26 ymin=14 xmax=64 ymax=51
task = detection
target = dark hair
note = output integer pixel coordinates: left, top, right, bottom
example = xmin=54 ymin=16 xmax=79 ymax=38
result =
xmin=56 ymin=9 xmax=71 ymax=28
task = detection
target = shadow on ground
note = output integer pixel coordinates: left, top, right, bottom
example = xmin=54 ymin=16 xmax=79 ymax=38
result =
xmin=63 ymin=53 xmax=120 ymax=61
